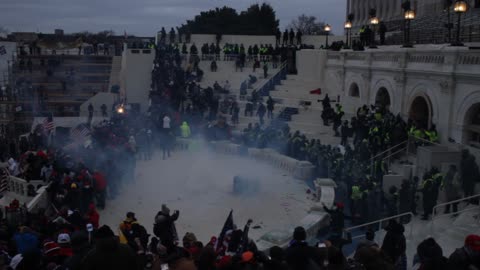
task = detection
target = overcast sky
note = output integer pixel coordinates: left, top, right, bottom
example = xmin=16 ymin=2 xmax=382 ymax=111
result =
xmin=1 ymin=0 xmax=346 ymax=36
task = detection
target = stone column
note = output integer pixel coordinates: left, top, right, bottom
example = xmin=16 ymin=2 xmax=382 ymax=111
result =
xmin=358 ymin=0 xmax=364 ymax=24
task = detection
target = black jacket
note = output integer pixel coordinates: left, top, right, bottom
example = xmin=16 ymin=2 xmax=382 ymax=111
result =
xmin=323 ymin=206 xmax=345 ymax=232
xmin=82 ymin=238 xmax=136 ymax=270
xmin=448 ymin=247 xmax=480 ymax=270
xmin=285 ymin=241 xmax=323 ymax=270
xmin=153 ymin=211 xmax=179 ymax=246
xmin=381 ymin=222 xmax=406 ymax=264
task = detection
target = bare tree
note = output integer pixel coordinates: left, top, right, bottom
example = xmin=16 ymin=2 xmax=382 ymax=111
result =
xmin=0 ymin=26 xmax=9 ymax=38
xmin=287 ymin=14 xmax=326 ymax=35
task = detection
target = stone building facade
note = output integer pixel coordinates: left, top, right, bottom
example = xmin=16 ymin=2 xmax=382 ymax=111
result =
xmin=296 ymin=47 xmax=480 ymax=146
xmin=346 ymin=0 xmax=479 ymax=30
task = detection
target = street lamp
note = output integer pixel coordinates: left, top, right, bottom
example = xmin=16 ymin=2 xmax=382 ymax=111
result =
xmin=369 ymin=16 xmax=379 ymax=48
xmin=403 ymin=9 xmax=416 ymax=47
xmin=344 ymin=21 xmax=352 ymax=48
xmin=452 ymin=0 xmax=468 ymax=46
xmin=324 ymin=24 xmax=331 ymax=48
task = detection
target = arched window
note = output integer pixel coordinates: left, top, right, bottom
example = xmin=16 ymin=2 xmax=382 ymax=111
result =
xmin=349 ymin=83 xmax=360 ymax=97
xmin=409 ymin=96 xmax=432 ymax=129
xmin=375 ymin=87 xmax=391 ymax=108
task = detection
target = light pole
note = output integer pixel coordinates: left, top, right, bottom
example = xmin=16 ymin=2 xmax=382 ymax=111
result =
xmin=403 ymin=9 xmax=416 ymax=47
xmin=369 ymin=16 xmax=379 ymax=49
xmin=344 ymin=21 xmax=352 ymax=48
xmin=324 ymin=24 xmax=331 ymax=48
xmin=445 ymin=0 xmax=453 ymax=43
xmin=452 ymin=0 xmax=467 ymax=46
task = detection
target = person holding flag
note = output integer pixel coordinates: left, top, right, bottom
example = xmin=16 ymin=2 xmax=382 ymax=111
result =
xmin=214 ymin=210 xmax=235 ymax=257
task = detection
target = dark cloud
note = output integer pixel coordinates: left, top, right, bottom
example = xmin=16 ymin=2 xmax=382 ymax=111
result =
xmin=1 ymin=0 xmax=346 ymax=36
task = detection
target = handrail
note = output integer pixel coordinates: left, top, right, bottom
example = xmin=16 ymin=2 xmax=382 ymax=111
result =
xmin=345 ymin=212 xmax=414 ymax=240
xmin=256 ymin=61 xmax=287 ymax=97
xmin=369 ymin=140 xmax=408 ymax=163
xmin=432 ymin=193 xmax=480 ymax=220
xmin=408 ymin=135 xmax=443 ymax=147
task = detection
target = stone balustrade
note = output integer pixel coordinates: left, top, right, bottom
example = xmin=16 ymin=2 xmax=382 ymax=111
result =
xmin=7 ymin=176 xmax=44 ymax=197
xmin=3 ymin=176 xmax=48 ymax=213
xmin=326 ymin=48 xmax=480 ymax=76
xmin=209 ymin=140 xmax=315 ymax=181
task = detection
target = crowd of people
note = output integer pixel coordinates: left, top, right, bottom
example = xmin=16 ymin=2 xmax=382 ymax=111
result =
xmin=0 ymin=28 xmax=478 ymax=270
xmin=239 ymin=94 xmax=478 ymax=225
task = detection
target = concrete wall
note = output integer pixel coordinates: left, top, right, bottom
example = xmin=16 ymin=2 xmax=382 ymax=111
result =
xmin=0 ymin=41 xmax=16 ymax=86
xmin=295 ymin=49 xmax=326 ymax=83
xmin=187 ymin=34 xmax=345 ymax=49
xmin=121 ymin=45 xmax=154 ymax=113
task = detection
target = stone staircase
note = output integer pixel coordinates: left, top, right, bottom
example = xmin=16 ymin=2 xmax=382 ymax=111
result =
xmin=198 ymin=60 xmax=274 ymax=93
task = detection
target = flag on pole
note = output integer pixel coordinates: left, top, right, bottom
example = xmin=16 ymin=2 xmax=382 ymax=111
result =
xmin=42 ymin=115 xmax=55 ymax=133
xmin=215 ymin=210 xmax=235 ymax=255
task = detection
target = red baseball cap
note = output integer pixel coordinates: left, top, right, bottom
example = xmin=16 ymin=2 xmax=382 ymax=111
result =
xmin=465 ymin=234 xmax=480 ymax=252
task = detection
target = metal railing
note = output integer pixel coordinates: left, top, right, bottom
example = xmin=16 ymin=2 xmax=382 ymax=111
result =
xmin=345 ymin=212 xmax=415 ymax=240
xmin=367 ymin=140 xmax=409 ymax=174
xmin=431 ymin=193 xmax=480 ymax=227
xmin=192 ymin=53 xmax=278 ymax=62
xmin=256 ymin=61 xmax=288 ymax=97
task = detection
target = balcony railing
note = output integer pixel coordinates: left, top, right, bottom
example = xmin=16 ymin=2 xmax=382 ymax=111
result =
xmin=326 ymin=49 xmax=480 ymax=75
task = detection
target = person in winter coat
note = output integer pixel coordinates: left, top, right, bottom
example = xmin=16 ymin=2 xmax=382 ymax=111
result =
xmin=266 ymin=96 xmax=275 ymax=119
xmin=63 ymin=231 xmax=91 ymax=270
xmin=82 ymin=225 xmax=137 ymax=270
xmin=381 ymin=220 xmax=406 ymax=270
xmin=154 ymin=204 xmax=180 ymax=252
xmin=257 ymin=103 xmax=266 ymax=125
xmin=118 ymin=212 xmax=149 ymax=252
xmin=443 ymin=164 xmax=462 ymax=213
xmin=460 ymin=150 xmax=479 ymax=199
xmin=93 ymin=171 xmax=107 ymax=209
xmin=285 ymin=227 xmax=323 ymax=270
xmin=448 ymin=234 xmax=480 ymax=270
xmin=85 ymin=203 xmax=100 ymax=229
xmin=13 ymin=226 xmax=40 ymax=254
xmin=354 ymin=246 xmax=395 ymax=270
xmin=413 ymin=238 xmax=449 ymax=270
xmin=180 ymin=122 xmax=191 ymax=138
xmin=322 ymin=202 xmax=345 ymax=235
xmin=263 ymin=246 xmax=289 ymax=270
xmin=398 ymin=180 xmax=412 ymax=223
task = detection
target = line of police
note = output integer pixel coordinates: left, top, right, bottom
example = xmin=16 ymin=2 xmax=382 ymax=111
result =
xmin=240 ymin=96 xmax=462 ymax=225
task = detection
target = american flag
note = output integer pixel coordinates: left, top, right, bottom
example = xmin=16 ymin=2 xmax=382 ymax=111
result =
xmin=70 ymin=123 xmax=90 ymax=143
xmin=215 ymin=210 xmax=235 ymax=255
xmin=0 ymin=46 xmax=6 ymax=56
xmin=43 ymin=115 xmax=55 ymax=133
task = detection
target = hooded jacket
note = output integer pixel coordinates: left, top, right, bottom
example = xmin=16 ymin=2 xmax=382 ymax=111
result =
xmin=82 ymin=236 xmax=136 ymax=270
xmin=180 ymin=122 xmax=191 ymax=138
xmin=381 ymin=221 xmax=406 ymax=264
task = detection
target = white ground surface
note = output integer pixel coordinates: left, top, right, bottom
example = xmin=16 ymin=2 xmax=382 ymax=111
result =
xmin=99 ymin=148 xmax=313 ymax=243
